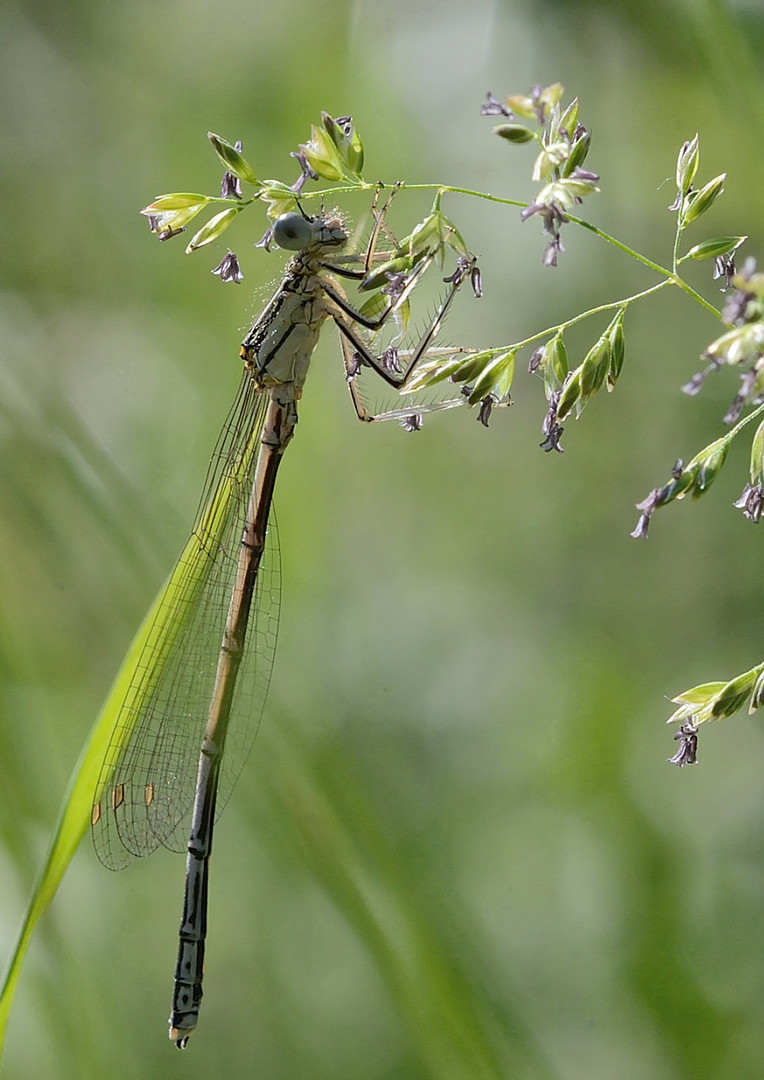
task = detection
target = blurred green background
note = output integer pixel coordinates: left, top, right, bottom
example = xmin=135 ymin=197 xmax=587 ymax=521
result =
xmin=2 ymin=1 xmax=764 ymax=1077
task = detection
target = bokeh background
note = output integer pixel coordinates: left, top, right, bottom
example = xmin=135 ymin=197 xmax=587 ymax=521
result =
xmin=2 ymin=1 xmax=764 ymax=1077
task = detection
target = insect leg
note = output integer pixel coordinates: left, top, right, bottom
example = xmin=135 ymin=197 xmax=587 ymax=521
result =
xmin=332 ymin=252 xmax=476 ymax=388
xmin=338 ymin=334 xmax=473 ymax=424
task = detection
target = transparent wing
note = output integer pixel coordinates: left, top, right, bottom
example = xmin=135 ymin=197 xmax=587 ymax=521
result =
xmin=91 ymin=373 xmax=280 ymax=870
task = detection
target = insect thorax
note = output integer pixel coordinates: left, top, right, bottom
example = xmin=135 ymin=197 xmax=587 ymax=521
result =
xmin=240 ymin=257 xmax=333 ymax=391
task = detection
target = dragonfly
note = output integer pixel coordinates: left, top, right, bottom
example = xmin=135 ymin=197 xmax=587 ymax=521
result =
xmin=89 ymin=189 xmax=481 ymax=1048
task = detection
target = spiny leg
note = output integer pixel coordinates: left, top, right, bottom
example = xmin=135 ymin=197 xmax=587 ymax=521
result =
xmin=339 ymin=339 xmax=475 ymax=424
xmin=333 ymin=253 xmax=477 ymax=390
xmin=333 ymin=255 xmax=480 ymax=423
xmin=362 ymin=183 xmax=401 ymax=273
xmin=321 ymin=183 xmax=403 ymax=282
xmin=321 ymin=243 xmax=441 ymax=342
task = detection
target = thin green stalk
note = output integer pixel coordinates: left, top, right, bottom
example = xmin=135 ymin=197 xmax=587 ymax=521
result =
xmin=303 ymin=182 xmax=724 ymax=323
xmin=512 ymin=281 xmax=672 ymax=353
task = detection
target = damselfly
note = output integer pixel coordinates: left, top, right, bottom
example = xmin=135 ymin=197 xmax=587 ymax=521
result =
xmin=90 ymin=190 xmax=482 ymax=1047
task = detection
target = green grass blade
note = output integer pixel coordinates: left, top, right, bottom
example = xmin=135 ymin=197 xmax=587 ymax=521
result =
xmin=0 ymin=421 xmax=257 ymax=1056
xmin=0 ymin=569 xmax=177 ymax=1054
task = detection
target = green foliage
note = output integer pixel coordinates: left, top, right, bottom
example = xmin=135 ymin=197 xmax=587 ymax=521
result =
xmin=140 ymin=84 xmax=764 ymax=800
xmin=4 ymin=8 xmax=764 ymax=1073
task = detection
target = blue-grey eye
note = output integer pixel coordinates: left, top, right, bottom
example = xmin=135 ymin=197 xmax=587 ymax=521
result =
xmin=272 ymin=212 xmax=314 ymax=251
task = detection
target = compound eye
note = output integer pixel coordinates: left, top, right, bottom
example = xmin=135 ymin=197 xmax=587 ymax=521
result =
xmin=272 ymin=212 xmax=314 ymax=251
